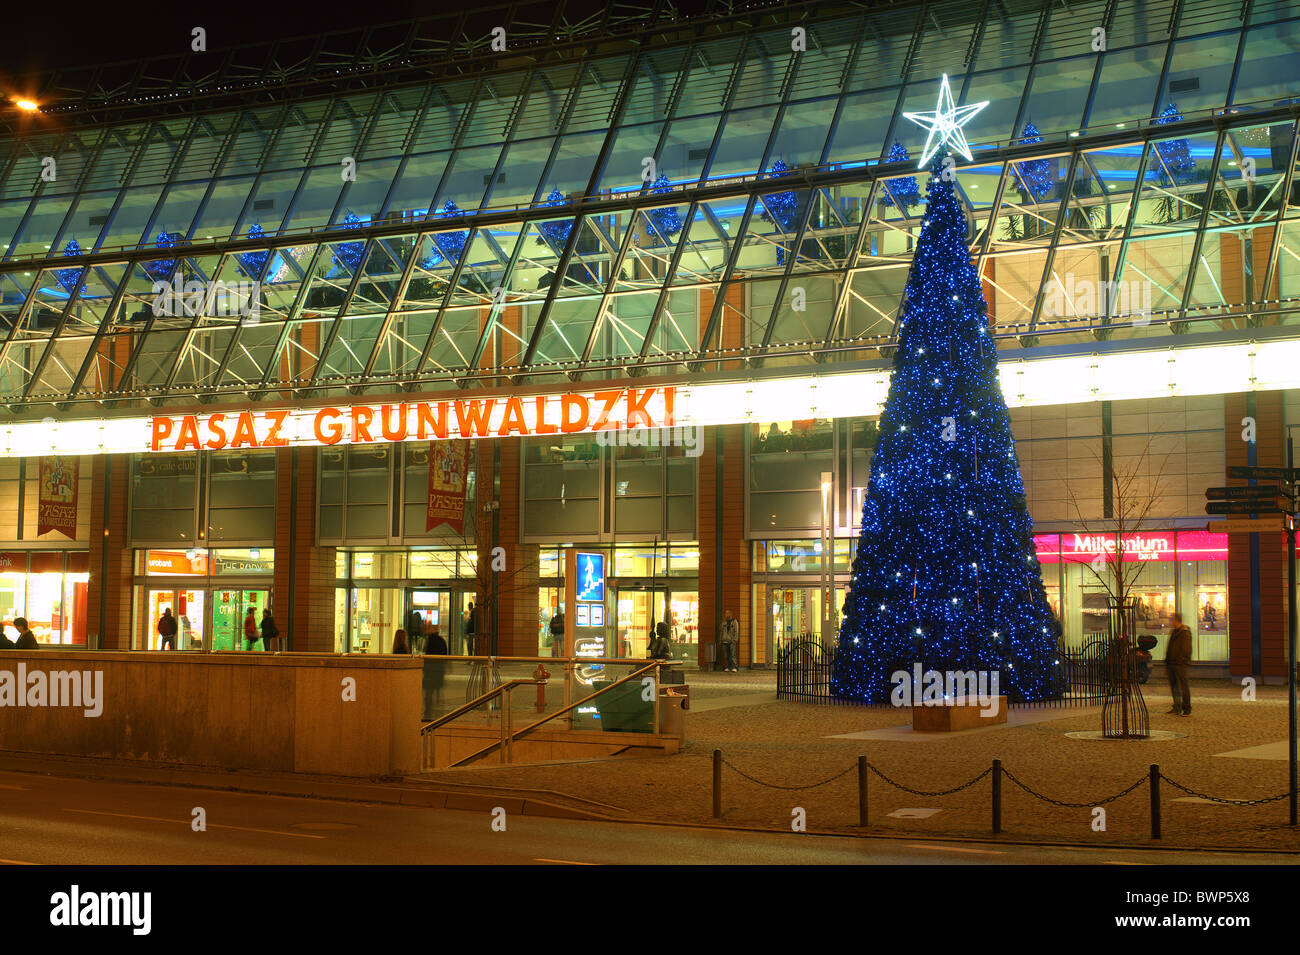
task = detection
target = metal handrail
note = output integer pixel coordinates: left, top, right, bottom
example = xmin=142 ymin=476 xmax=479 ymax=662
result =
xmin=430 ymin=660 xmax=666 ymax=769
xmin=420 ymin=678 xmax=540 ymax=733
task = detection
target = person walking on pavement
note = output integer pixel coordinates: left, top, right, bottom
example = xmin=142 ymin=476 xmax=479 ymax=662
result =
xmin=720 ymin=609 xmax=740 ymax=672
xmin=260 ymin=608 xmax=279 ymax=652
xmin=157 ymin=608 xmax=178 ymax=650
xmin=13 ymin=617 xmax=38 ymax=649
xmin=421 ymin=627 xmax=449 ymax=720
xmin=1165 ymin=612 xmax=1192 ymax=716
xmin=243 ymin=607 xmax=259 ymax=651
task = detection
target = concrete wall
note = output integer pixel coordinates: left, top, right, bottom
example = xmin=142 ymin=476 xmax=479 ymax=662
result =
xmin=0 ymin=651 xmax=421 ymax=777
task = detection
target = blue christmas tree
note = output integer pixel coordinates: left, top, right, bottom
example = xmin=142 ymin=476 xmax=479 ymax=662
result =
xmin=1154 ymin=104 xmax=1195 ymax=181
xmin=332 ymin=212 xmax=367 ymax=272
xmin=832 ymin=152 xmax=1064 ymax=704
xmin=881 ymin=142 xmax=922 ymax=209
xmin=759 ymin=159 xmax=799 ymax=265
xmin=55 ymin=239 xmax=85 ymax=294
xmin=144 ymin=232 xmax=182 ymax=281
xmin=1014 ymin=123 xmax=1054 ymax=200
xmin=422 ymin=201 xmax=470 ymax=269
xmin=536 ymin=190 xmax=574 ymax=247
xmin=237 ymin=223 xmax=271 ymax=279
xmin=647 ymin=175 xmax=683 ymax=246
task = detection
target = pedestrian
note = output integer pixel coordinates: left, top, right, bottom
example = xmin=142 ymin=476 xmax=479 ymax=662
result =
xmin=407 ymin=609 xmax=426 ymax=654
xmin=465 ymin=601 xmax=477 ymax=655
xmin=1165 ymin=612 xmax=1192 ymax=716
xmin=157 ymin=608 xmax=177 ymax=651
xmin=260 ymin=608 xmax=279 ymax=652
xmin=549 ymin=609 xmax=565 ymax=657
xmin=243 ymin=606 xmax=259 ymax=651
xmin=421 ymin=626 xmax=449 ymax=720
xmin=13 ymin=617 xmax=38 ymax=649
xmin=720 ymin=609 xmax=740 ymax=672
xmin=392 ymin=628 xmax=410 ymax=655
xmin=0 ymin=624 xmax=13 ymax=650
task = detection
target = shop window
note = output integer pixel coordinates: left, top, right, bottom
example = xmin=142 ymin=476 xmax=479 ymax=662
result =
xmin=130 ymin=453 xmax=199 ymax=541
xmin=523 ymin=435 xmax=600 ymax=538
xmin=408 ymin=549 xmax=458 ymax=579
xmin=347 ymin=446 xmax=391 ymax=539
xmin=208 ymin=451 xmax=275 ymax=540
xmin=749 ymin=419 xmax=834 ymax=532
xmin=352 ymin=551 xmax=407 ymax=579
xmin=0 ymin=551 xmax=89 ymax=645
xmin=1178 ymin=530 xmax=1227 ymax=662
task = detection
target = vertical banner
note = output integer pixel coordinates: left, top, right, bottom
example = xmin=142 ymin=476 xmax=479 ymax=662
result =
xmin=426 ymin=440 xmax=470 ymax=533
xmin=37 ymin=456 xmax=79 ymax=539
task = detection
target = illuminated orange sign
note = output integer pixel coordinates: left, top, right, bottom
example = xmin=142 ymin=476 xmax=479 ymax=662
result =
xmin=148 ymin=387 xmax=676 ymax=453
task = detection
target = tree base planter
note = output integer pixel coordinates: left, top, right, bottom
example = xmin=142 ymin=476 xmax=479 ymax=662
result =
xmin=911 ymin=696 xmax=1007 ymax=732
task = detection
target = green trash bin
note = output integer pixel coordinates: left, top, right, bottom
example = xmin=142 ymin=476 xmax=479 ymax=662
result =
xmin=590 ymin=679 xmax=655 ymax=732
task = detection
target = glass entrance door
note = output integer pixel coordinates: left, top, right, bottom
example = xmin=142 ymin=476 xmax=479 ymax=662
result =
xmin=767 ymin=585 xmax=822 ymax=661
xmin=144 ymin=588 xmax=206 ymax=650
xmin=613 ymin=586 xmax=698 ymax=662
xmin=211 ymin=588 xmax=269 ymax=650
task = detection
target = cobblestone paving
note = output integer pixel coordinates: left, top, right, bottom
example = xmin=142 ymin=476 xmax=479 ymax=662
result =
xmin=427 ymin=672 xmax=1300 ymax=849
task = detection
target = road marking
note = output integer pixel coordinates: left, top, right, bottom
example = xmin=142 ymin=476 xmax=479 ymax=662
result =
xmin=1101 ymin=861 xmax=1152 ymax=865
xmin=0 ymin=784 xmax=26 ymax=790
xmin=535 ymin=858 xmax=597 ymax=865
xmin=65 ymin=808 xmax=326 ymax=840
xmin=0 ymin=858 xmax=37 ymax=865
xmin=904 ymin=844 xmax=1007 ymax=855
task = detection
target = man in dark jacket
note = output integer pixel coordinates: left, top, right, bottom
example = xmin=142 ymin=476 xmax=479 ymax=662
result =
xmin=0 ymin=625 xmax=14 ymax=650
xmin=421 ymin=627 xmax=449 ymax=720
xmin=260 ymin=609 xmax=279 ymax=652
xmin=13 ymin=617 xmax=38 ymax=649
xmin=1165 ymin=613 xmax=1192 ymax=716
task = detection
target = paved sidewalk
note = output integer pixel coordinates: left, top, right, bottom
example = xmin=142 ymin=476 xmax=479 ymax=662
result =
xmin=418 ymin=679 xmax=1300 ymax=850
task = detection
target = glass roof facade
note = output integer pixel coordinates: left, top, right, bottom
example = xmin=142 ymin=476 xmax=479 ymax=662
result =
xmin=0 ymin=0 xmax=1298 ymax=413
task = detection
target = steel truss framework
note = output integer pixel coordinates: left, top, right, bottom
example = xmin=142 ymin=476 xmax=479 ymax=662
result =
xmin=0 ymin=0 xmax=1299 ymax=413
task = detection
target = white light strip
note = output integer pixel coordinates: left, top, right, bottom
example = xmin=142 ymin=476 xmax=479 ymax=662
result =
xmin=5 ymin=338 xmax=1298 ymax=457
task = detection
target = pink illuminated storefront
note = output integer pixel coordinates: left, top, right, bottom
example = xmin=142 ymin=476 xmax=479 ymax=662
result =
xmin=1033 ymin=530 xmax=1228 ymax=663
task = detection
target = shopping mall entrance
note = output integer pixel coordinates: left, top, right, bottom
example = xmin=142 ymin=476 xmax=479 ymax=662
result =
xmin=762 ymin=583 xmax=846 ymax=664
xmin=141 ymin=585 xmax=270 ymax=650
xmin=406 ymin=588 xmax=474 ymax=654
xmin=611 ymin=583 xmax=698 ymax=664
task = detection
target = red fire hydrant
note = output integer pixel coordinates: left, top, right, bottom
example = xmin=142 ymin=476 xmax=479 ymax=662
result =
xmin=533 ymin=663 xmax=551 ymax=713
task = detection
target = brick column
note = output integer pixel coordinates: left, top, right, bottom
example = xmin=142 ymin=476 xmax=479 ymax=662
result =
xmin=476 ymin=438 xmax=539 ymax=656
xmin=273 ymin=446 xmax=335 ymax=651
xmin=1225 ymin=392 xmax=1287 ymax=679
xmin=698 ymin=424 xmax=751 ymax=669
xmin=88 ymin=454 xmax=132 ymax=649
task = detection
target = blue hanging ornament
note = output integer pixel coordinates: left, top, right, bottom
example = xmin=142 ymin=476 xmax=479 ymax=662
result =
xmin=237 ymin=223 xmax=271 ymax=279
xmin=55 ymin=239 xmax=86 ymax=294
xmin=144 ymin=232 xmax=182 ymax=281
xmin=759 ymin=160 xmax=799 ymax=265
xmin=1154 ymin=104 xmax=1195 ymax=181
xmin=1014 ymin=123 xmax=1054 ymax=199
xmin=332 ymin=212 xmax=367 ymax=272
xmin=536 ymin=190 xmax=574 ymax=247
xmin=881 ymin=142 xmax=922 ymax=208
xmin=423 ymin=201 xmax=469 ymax=268
xmin=647 ymin=175 xmax=683 ymax=246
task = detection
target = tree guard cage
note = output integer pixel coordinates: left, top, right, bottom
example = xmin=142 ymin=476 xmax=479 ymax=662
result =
xmin=1102 ymin=598 xmax=1150 ymax=739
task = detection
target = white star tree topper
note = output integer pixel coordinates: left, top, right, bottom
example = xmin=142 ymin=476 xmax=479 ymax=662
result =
xmin=901 ymin=74 xmax=988 ymax=167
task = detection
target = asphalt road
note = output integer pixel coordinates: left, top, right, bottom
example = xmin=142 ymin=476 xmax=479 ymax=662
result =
xmin=1 ymin=769 xmax=1297 ymax=865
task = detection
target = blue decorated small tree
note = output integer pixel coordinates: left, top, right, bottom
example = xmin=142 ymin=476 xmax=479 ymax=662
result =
xmin=55 ymin=239 xmax=86 ymax=294
xmin=647 ymin=175 xmax=683 ymax=247
xmin=1014 ymin=123 xmax=1054 ymax=200
xmin=832 ymin=152 xmax=1064 ymax=704
xmin=144 ymin=232 xmax=182 ymax=281
xmin=332 ymin=212 xmax=367 ymax=272
xmin=759 ymin=159 xmax=799 ymax=266
xmin=237 ymin=223 xmax=271 ymax=279
xmin=1153 ymin=103 xmax=1197 ymax=223
xmin=881 ymin=142 xmax=922 ymax=209
xmin=536 ymin=189 xmax=574 ymax=248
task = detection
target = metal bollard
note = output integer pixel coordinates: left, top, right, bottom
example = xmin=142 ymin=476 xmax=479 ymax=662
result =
xmin=713 ymin=749 xmax=722 ymax=819
xmin=992 ymin=758 xmax=1002 ymax=834
xmin=1150 ymin=764 xmax=1161 ymax=839
xmin=858 ymin=756 xmax=869 ymax=828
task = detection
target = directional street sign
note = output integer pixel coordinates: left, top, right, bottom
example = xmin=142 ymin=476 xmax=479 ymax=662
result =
xmin=1227 ymin=465 xmax=1300 ymax=482
xmin=1206 ymin=485 xmax=1285 ymax=500
xmin=1207 ymin=518 xmax=1290 ymax=534
xmin=1206 ymin=500 xmax=1285 ymax=515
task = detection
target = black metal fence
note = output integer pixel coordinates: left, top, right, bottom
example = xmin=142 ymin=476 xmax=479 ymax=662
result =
xmin=775 ymin=636 xmax=1110 ymax=709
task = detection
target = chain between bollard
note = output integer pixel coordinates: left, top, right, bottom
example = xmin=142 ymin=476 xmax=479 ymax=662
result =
xmin=866 ymin=762 xmax=992 ymax=797
xmin=720 ymin=756 xmax=858 ymax=791
xmin=1160 ymin=774 xmax=1294 ymax=806
xmin=1001 ymin=766 xmax=1149 ymax=808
